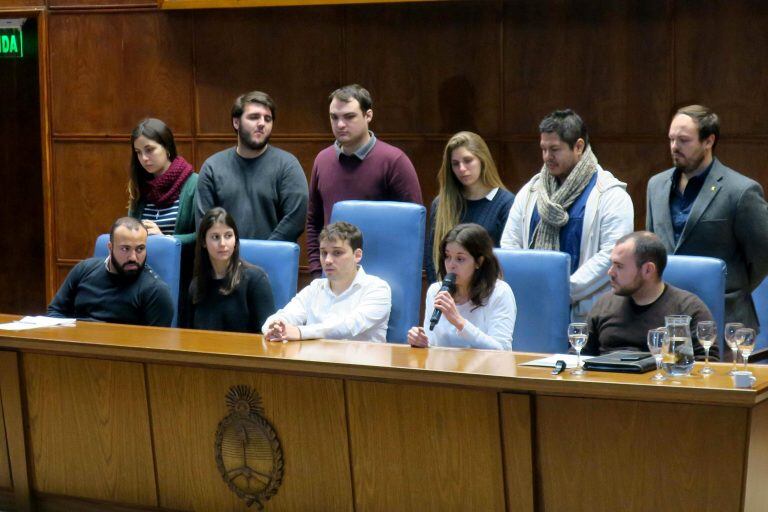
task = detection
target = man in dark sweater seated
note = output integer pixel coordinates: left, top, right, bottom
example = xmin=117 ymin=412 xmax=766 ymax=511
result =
xmin=48 ymin=217 xmax=174 ymax=327
xmin=584 ymin=231 xmax=718 ymax=359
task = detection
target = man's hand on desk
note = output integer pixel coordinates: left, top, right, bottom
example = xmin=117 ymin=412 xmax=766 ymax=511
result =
xmin=264 ymin=319 xmax=302 ymax=342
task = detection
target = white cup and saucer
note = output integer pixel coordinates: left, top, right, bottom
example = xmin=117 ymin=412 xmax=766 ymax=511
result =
xmin=732 ymin=370 xmax=757 ymax=389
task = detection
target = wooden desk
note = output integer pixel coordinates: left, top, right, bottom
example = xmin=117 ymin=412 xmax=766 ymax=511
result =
xmin=0 ymin=314 xmax=765 ymax=511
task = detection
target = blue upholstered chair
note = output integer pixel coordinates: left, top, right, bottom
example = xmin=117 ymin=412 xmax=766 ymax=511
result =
xmin=93 ymin=234 xmax=182 ymax=326
xmin=753 ymin=277 xmax=768 ymax=352
xmin=664 ymin=255 xmax=726 ymax=356
xmin=494 ymin=249 xmax=571 ymax=353
xmin=239 ymin=239 xmax=300 ymax=310
xmin=330 ymin=200 xmax=426 ymax=343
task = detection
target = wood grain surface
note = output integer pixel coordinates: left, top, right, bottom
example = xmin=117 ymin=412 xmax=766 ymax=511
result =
xmin=535 ymin=395 xmax=748 ymax=511
xmin=0 ymin=316 xmax=766 ymax=407
xmin=0 ymin=387 xmax=10 ymax=489
xmin=23 ymin=354 xmax=157 ymax=506
xmin=0 ymin=351 xmax=31 ymax=512
xmin=346 ymin=380 xmax=505 ymax=511
xmin=500 ymin=393 xmax=534 ymax=512
xmin=147 ymin=364 xmax=353 ymax=512
xmin=744 ymin=400 xmax=768 ymax=511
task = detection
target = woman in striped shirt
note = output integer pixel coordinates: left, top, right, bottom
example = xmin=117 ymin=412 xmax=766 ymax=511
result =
xmin=128 ymin=118 xmax=197 ymax=244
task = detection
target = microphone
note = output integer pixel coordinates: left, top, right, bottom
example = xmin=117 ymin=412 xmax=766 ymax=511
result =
xmin=429 ymin=273 xmax=456 ymax=330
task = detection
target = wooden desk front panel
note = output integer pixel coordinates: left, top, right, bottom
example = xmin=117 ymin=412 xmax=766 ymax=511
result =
xmin=346 ymin=380 xmax=507 ymax=512
xmin=147 ymin=364 xmax=354 ymax=512
xmin=534 ymin=396 xmax=748 ymax=512
xmin=23 ymin=354 xmax=158 ymax=507
xmin=0 ymin=391 xmax=10 ymax=489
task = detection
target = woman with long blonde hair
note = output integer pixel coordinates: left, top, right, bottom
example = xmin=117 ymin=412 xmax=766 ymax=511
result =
xmin=426 ymin=131 xmax=514 ymax=283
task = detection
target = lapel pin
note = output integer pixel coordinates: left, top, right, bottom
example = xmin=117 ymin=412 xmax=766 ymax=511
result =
xmin=711 ymin=186 xmax=716 ymax=192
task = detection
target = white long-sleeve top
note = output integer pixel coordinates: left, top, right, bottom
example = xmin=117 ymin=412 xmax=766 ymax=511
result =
xmin=261 ymin=266 xmax=391 ymax=342
xmin=424 ymin=279 xmax=516 ymax=350
xmin=500 ymin=166 xmax=634 ymax=320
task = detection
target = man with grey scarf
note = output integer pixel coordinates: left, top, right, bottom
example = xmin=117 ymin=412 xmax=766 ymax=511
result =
xmin=501 ymin=109 xmax=634 ymax=321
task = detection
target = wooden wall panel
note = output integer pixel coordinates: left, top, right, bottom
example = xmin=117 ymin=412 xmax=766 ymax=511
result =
xmin=708 ymin=143 xmax=768 ymax=194
xmin=535 ymin=396 xmax=747 ymax=511
xmin=500 ymin=140 xmax=550 ymax=193
xmin=194 ymin=7 xmax=342 ymax=135
xmin=52 ymin=140 xmax=193 ymax=261
xmin=503 ymin=0 xmax=673 ymax=137
xmin=346 ymin=381 xmax=505 ymax=511
xmin=675 ymin=0 xmax=768 ymax=136
xmin=39 ymin=0 xmax=768 ymax=300
xmin=593 ymin=141 xmax=672 ymax=229
xmin=345 ymin=1 xmax=501 ymax=136
xmin=384 ymin=138 xmax=452 ymax=208
xmin=23 ymin=354 xmax=157 ymax=506
xmin=147 ymin=364 xmax=353 ymax=512
xmin=49 ymin=11 xmax=194 ymax=135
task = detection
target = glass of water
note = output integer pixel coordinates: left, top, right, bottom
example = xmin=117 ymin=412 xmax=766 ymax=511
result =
xmin=736 ymin=328 xmax=756 ymax=372
xmin=647 ymin=327 xmax=666 ymax=382
xmin=725 ymin=322 xmax=744 ymax=376
xmin=696 ymin=320 xmax=716 ymax=376
xmin=568 ymin=322 xmax=588 ymax=376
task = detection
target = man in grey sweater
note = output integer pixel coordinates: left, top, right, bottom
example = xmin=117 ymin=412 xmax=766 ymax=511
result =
xmin=196 ymin=91 xmax=308 ymax=241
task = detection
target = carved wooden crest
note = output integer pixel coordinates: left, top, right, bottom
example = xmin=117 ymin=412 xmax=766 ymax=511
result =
xmin=215 ymin=385 xmax=284 ymax=509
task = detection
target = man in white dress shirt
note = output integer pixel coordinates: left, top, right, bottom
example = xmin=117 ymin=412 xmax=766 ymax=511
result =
xmin=262 ymin=221 xmax=392 ymax=342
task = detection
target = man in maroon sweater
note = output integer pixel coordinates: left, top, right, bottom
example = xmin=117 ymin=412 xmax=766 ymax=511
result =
xmin=306 ymin=84 xmax=423 ymax=276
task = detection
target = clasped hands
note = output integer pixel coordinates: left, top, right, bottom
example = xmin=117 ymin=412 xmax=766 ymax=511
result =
xmin=264 ymin=319 xmax=302 ymax=342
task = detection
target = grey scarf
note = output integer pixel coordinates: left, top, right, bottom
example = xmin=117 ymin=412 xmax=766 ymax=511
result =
xmin=531 ymin=145 xmax=599 ymax=250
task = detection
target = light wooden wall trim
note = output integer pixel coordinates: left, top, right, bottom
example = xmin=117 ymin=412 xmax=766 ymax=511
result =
xmin=37 ymin=8 xmax=58 ymax=303
xmin=47 ymin=3 xmax=157 ymax=11
xmin=160 ymin=0 xmax=443 ymax=9
xmin=0 ymin=351 xmax=31 ymax=512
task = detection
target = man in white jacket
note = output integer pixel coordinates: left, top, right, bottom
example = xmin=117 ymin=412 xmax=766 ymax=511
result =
xmin=501 ymin=109 xmax=634 ymax=321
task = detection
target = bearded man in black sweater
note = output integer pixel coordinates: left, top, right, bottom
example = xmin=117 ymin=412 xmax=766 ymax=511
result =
xmin=48 ymin=217 xmax=174 ymax=326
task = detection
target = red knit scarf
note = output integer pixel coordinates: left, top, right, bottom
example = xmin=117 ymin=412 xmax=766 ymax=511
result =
xmin=141 ymin=156 xmax=193 ymax=208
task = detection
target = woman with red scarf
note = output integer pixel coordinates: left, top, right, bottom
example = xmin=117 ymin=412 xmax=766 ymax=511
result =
xmin=128 ymin=118 xmax=197 ymax=244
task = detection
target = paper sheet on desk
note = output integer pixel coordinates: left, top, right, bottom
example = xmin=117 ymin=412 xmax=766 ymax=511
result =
xmin=519 ymin=354 xmax=594 ymax=369
xmin=0 ymin=316 xmax=76 ymax=331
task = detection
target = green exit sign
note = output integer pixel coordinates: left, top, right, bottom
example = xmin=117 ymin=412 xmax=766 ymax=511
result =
xmin=0 ymin=23 xmax=23 ymax=59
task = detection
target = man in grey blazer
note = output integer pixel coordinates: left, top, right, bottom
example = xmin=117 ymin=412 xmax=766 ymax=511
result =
xmin=646 ymin=104 xmax=768 ymax=330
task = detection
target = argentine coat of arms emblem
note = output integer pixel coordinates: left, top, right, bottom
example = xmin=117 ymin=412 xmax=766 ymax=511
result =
xmin=215 ymin=385 xmax=284 ymax=509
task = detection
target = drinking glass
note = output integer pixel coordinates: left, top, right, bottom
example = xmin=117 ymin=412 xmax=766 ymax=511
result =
xmin=736 ymin=328 xmax=756 ymax=372
xmin=647 ymin=327 xmax=667 ymax=382
xmin=696 ymin=321 xmax=716 ymax=376
xmin=567 ymin=322 xmax=588 ymax=376
xmin=725 ymin=322 xmax=744 ymax=376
